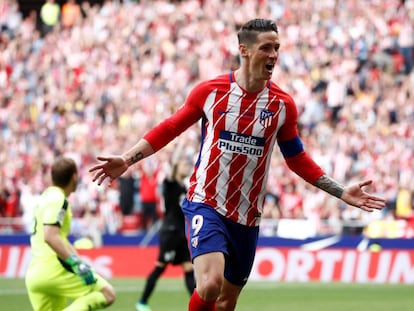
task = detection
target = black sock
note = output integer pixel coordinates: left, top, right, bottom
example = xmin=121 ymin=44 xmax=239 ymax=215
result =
xmin=184 ymin=270 xmax=196 ymax=295
xmin=139 ymin=266 xmax=165 ymax=303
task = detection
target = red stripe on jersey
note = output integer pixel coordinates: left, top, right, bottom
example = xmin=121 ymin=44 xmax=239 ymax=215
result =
xmin=201 ymin=87 xmax=233 ymax=209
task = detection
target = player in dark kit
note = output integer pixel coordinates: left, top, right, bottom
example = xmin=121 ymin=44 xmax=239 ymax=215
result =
xmin=136 ymin=149 xmax=195 ymax=311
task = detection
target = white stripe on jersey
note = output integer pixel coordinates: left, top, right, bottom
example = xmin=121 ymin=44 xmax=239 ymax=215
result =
xmin=235 ymin=85 xmax=270 ymax=224
xmin=215 ymin=84 xmax=245 ymax=216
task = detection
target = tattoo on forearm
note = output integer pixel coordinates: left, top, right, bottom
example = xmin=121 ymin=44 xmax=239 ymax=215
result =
xmin=314 ymin=175 xmax=344 ymax=199
xmin=127 ymin=152 xmax=144 ymax=166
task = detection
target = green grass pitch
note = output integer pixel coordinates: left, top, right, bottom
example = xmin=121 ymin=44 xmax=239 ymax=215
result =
xmin=0 ymin=278 xmax=412 ymax=311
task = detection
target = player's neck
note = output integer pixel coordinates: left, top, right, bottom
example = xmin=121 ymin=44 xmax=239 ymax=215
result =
xmin=234 ymin=69 xmax=267 ymax=93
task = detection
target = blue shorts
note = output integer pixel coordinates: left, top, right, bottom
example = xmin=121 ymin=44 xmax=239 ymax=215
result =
xmin=182 ymin=198 xmax=259 ymax=286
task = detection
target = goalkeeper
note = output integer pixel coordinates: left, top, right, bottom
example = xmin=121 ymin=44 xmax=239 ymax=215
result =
xmin=25 ymin=157 xmax=116 ymax=311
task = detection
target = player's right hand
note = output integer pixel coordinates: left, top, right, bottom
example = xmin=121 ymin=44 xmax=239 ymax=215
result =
xmin=65 ymin=254 xmax=97 ymax=285
xmin=89 ymin=156 xmax=128 ymax=185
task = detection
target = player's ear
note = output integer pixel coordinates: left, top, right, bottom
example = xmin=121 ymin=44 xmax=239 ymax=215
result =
xmin=239 ymin=44 xmax=249 ymax=57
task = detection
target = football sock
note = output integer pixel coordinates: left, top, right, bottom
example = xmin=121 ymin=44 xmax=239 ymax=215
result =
xmin=139 ymin=266 xmax=165 ymax=303
xmin=188 ymin=289 xmax=216 ymax=311
xmin=184 ymin=270 xmax=196 ymax=295
xmin=63 ymin=291 xmax=107 ymax=311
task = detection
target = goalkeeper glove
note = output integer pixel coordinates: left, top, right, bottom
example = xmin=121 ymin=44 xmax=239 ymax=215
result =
xmin=64 ymin=254 xmax=97 ymax=285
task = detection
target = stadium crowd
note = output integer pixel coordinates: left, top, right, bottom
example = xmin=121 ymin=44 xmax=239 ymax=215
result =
xmin=0 ymin=0 xmax=413 ymax=238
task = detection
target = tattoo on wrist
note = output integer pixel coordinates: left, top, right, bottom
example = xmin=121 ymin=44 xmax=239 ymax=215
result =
xmin=126 ymin=152 xmax=144 ymax=166
xmin=314 ymin=175 xmax=344 ymax=199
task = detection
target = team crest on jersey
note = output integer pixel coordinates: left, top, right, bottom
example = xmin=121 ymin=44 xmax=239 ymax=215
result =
xmin=191 ymin=236 xmax=199 ymax=248
xmin=259 ymin=109 xmax=275 ymax=128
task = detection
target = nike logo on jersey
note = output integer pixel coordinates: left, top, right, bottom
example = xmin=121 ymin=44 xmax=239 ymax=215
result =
xmin=218 ymin=109 xmax=232 ymax=115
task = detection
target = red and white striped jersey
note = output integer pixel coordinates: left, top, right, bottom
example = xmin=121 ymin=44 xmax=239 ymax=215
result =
xmin=145 ymin=72 xmax=310 ymax=226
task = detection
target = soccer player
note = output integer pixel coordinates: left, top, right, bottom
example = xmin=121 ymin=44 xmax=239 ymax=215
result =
xmin=89 ymin=19 xmax=386 ymax=311
xmin=25 ymin=157 xmax=116 ymax=311
xmin=136 ymin=144 xmax=195 ymax=311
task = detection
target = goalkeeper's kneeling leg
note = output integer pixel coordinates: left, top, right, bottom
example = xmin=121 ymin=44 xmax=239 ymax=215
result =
xmin=64 ymin=285 xmax=116 ymax=311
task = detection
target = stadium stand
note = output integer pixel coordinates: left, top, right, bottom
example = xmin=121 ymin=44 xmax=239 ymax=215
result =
xmin=1 ymin=0 xmax=413 ymax=238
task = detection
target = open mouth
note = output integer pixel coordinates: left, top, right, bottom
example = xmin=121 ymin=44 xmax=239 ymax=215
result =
xmin=265 ymin=64 xmax=274 ymax=72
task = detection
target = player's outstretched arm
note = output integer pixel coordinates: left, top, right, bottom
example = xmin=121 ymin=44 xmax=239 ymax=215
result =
xmin=314 ymin=175 xmax=386 ymax=212
xmin=89 ymin=139 xmax=154 ymax=185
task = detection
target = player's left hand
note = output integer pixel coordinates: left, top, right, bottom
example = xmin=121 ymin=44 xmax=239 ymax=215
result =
xmin=65 ymin=254 xmax=97 ymax=285
xmin=341 ymin=180 xmax=386 ymax=212
xmin=74 ymin=261 xmax=97 ymax=285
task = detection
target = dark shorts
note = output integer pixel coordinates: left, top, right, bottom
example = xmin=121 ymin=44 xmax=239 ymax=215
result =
xmin=182 ymin=198 xmax=259 ymax=286
xmin=158 ymin=229 xmax=191 ymax=265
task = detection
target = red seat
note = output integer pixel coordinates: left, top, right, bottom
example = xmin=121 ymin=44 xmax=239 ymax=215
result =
xmin=119 ymin=213 xmax=142 ymax=235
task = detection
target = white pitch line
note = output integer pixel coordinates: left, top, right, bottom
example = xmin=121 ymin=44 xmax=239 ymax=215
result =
xmin=0 ymin=284 xmax=185 ymax=296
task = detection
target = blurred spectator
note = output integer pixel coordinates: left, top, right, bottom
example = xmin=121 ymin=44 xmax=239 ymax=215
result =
xmin=0 ymin=180 xmax=9 ymax=217
xmin=138 ymin=159 xmax=161 ymax=231
xmin=97 ymin=184 xmax=123 ymax=235
xmin=61 ymin=0 xmax=81 ymax=29
xmin=325 ymin=70 xmax=347 ymax=124
xmin=118 ymin=169 xmax=137 ymax=215
xmin=40 ymin=0 xmax=60 ymax=37
xmin=279 ymin=183 xmax=303 ymax=219
xmin=395 ymin=168 xmax=414 ymax=219
xmin=395 ymin=186 xmax=413 ymax=219
xmin=396 ymin=7 xmax=414 ymax=75
xmin=262 ymin=193 xmax=281 ymax=219
xmin=0 ymin=0 xmax=21 ymax=39
xmin=72 ymin=204 xmax=105 ymax=248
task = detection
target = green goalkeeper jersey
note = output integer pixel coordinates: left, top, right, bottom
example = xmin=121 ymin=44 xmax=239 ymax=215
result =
xmin=30 ymin=186 xmax=72 ymax=261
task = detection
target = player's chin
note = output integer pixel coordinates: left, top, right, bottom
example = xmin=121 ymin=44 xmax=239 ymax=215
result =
xmin=263 ymin=68 xmax=273 ymax=79
xmin=263 ymin=71 xmax=273 ymax=80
